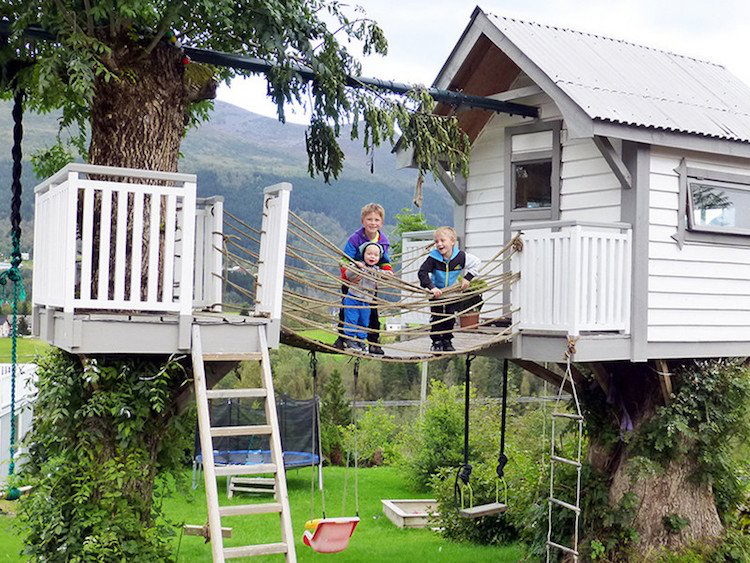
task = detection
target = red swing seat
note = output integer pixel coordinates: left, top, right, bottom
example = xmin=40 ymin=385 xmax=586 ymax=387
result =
xmin=302 ymin=517 xmax=360 ymax=553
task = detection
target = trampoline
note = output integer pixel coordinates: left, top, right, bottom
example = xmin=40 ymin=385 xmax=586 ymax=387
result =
xmin=192 ymin=394 xmax=322 ymax=495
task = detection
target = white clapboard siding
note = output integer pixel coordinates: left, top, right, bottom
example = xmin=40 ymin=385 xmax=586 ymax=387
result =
xmin=559 ymin=137 xmax=621 ymax=223
xmin=463 ymin=113 xmax=521 ymax=315
xmin=648 ymin=148 xmax=750 ymax=341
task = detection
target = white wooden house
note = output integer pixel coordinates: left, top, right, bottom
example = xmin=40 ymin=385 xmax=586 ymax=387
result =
xmin=400 ymin=7 xmax=750 ymax=363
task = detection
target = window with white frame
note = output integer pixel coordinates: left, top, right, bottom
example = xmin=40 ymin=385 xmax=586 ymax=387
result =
xmin=505 ymin=122 xmax=561 ymax=221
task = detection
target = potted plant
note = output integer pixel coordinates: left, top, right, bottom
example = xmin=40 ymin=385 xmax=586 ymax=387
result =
xmin=458 ymin=277 xmax=486 ymax=329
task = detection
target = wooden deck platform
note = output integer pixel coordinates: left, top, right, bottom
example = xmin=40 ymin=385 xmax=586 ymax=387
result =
xmin=33 ymin=308 xmax=273 ymax=356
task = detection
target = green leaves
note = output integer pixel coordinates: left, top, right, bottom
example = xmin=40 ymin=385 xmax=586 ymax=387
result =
xmin=6 ymin=0 xmax=470 ymax=187
xmin=17 ymin=351 xmax=191 ymax=561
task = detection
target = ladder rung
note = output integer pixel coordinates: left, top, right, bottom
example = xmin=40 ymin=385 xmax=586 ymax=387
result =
xmin=549 ymin=497 xmax=581 ymax=514
xmin=183 ymin=524 xmax=232 ymax=538
xmin=211 ymin=425 xmax=272 ymax=437
xmin=224 ymin=543 xmax=288 ymax=558
xmin=219 ymin=502 xmax=282 ymax=516
xmin=547 ymin=540 xmax=578 ymax=556
xmin=551 ymin=412 xmax=583 ymax=420
xmin=215 ymin=464 xmax=277 ymax=477
xmin=551 ymin=455 xmax=581 ymax=468
xmin=206 ymin=388 xmax=267 ymax=399
xmin=203 ymin=353 xmax=263 ymax=362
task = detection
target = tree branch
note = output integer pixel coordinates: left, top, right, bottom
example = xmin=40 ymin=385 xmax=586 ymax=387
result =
xmin=82 ymin=0 xmax=94 ymax=36
xmin=143 ymin=2 xmax=184 ymax=56
xmin=53 ymin=0 xmax=79 ymax=32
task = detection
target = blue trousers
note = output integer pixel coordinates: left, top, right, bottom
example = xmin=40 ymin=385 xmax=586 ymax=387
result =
xmin=343 ymin=296 xmax=371 ymax=341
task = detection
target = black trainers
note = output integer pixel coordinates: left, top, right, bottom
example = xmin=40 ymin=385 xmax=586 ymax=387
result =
xmin=442 ymin=340 xmax=456 ymax=352
xmin=430 ymin=341 xmax=443 ymax=352
xmin=343 ymin=339 xmax=365 ymax=352
xmin=332 ymin=337 xmax=346 ymax=350
xmin=368 ymin=344 xmax=385 ymax=355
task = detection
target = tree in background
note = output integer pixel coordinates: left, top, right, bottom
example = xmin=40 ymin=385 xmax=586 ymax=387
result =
xmin=390 ymin=207 xmax=436 ymax=256
xmin=320 ymin=368 xmax=350 ymax=465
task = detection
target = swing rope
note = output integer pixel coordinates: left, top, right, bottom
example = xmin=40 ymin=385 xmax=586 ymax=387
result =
xmin=454 ymin=354 xmax=475 ymax=511
xmin=1 ymin=89 xmax=25 ymax=499
xmin=496 ymin=359 xmax=509 ymax=480
xmin=309 ymin=352 xmax=326 ymax=519
xmin=341 ymin=358 xmax=361 ymax=517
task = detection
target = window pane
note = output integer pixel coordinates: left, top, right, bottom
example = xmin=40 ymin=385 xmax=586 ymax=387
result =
xmin=690 ymin=181 xmax=750 ymax=230
xmin=514 ymin=160 xmax=552 ymax=209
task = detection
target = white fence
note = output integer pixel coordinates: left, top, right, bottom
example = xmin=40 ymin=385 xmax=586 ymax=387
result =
xmin=399 ymin=230 xmax=435 ymax=326
xmin=513 ymin=222 xmax=632 ymax=335
xmin=32 ymin=164 xmax=215 ymax=316
xmin=0 ymin=363 xmax=37 ymax=483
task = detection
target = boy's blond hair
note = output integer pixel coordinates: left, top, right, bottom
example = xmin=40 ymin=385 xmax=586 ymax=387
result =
xmin=360 ymin=203 xmax=385 ymax=220
xmin=434 ymin=226 xmax=457 ymax=241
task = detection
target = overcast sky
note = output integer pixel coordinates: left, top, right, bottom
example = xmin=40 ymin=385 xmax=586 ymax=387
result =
xmin=217 ymin=0 xmax=750 ymax=124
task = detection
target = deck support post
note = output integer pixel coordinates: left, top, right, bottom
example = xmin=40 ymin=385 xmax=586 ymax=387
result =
xmin=178 ymin=314 xmax=192 ymax=350
xmin=655 ymin=359 xmax=673 ymax=404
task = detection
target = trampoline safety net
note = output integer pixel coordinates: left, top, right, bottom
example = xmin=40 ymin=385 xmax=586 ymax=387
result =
xmin=193 ymin=394 xmax=321 ymax=468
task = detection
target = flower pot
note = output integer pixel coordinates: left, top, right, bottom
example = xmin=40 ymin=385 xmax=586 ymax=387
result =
xmin=459 ymin=312 xmax=480 ymax=329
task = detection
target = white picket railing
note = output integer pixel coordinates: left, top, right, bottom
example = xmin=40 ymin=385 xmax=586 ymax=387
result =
xmin=255 ymin=183 xmax=292 ymax=322
xmin=33 ymin=164 xmax=198 ymax=316
xmin=512 ymin=221 xmax=632 ymax=335
xmin=189 ymin=196 xmax=224 ymax=312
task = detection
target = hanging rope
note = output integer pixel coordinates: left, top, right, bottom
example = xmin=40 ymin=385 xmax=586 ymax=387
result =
xmin=496 ymin=359 xmax=509 ymax=479
xmin=454 ymin=354 xmax=475 ymax=511
xmin=309 ymin=351 xmax=326 ymax=519
xmin=1 ymin=89 xmax=25 ymax=500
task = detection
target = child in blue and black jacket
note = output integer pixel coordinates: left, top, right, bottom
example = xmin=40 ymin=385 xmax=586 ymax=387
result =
xmin=418 ymin=226 xmax=480 ymax=352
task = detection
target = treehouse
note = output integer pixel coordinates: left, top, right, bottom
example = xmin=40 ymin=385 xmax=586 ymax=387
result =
xmin=399 ymin=7 xmax=750 ymax=363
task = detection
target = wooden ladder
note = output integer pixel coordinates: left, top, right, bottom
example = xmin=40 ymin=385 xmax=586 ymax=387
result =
xmin=192 ymin=324 xmax=296 ymax=562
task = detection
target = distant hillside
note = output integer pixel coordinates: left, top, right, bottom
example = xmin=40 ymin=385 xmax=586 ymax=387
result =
xmin=0 ymin=100 xmax=451 ymax=252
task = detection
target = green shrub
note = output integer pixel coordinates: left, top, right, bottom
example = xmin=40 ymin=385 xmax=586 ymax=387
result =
xmin=430 ymin=463 xmax=518 ymax=545
xmin=399 ymin=380 xmax=466 ymax=489
xmin=17 ymin=350 xmax=190 ymax=562
xmin=342 ymin=403 xmax=398 ymax=466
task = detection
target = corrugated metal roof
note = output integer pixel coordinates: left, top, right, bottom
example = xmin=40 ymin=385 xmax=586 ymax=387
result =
xmin=486 ymin=13 xmax=750 ymax=142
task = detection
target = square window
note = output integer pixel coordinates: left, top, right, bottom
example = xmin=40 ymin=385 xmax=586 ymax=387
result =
xmin=514 ymin=160 xmax=552 ymax=209
xmin=688 ymin=180 xmax=750 ymax=234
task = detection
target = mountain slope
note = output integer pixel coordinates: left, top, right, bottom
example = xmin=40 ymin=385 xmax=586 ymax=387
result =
xmin=0 ymin=100 xmax=452 ymax=251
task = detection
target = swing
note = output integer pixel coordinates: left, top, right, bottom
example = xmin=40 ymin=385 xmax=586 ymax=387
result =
xmin=454 ymin=356 xmax=509 ymax=519
xmin=1 ymin=89 xmax=30 ymax=502
xmin=301 ymin=353 xmax=360 ymax=553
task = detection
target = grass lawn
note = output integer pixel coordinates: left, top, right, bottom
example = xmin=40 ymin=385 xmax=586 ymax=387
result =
xmin=0 ymin=337 xmax=50 ymax=364
xmin=0 ymin=466 xmax=524 ymax=562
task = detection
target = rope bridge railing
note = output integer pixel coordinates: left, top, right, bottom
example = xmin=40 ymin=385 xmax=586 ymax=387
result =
xmin=217 ymin=209 xmax=521 ymax=362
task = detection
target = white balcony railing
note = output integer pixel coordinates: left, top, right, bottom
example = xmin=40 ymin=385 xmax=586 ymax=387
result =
xmin=33 ymin=164 xmax=198 ymax=317
xmin=512 ymin=221 xmax=632 ymax=335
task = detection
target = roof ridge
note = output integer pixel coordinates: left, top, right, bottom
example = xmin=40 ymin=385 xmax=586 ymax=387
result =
xmin=485 ymin=11 xmax=725 ymax=69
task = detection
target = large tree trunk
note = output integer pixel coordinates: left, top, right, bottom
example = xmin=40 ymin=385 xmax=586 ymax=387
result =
xmin=89 ymin=41 xmax=186 ymax=170
xmin=586 ymin=362 xmax=724 ymax=557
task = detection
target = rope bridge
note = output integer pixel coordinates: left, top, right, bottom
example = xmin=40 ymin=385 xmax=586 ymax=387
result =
xmin=218 ymin=210 xmax=521 ymax=363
